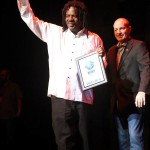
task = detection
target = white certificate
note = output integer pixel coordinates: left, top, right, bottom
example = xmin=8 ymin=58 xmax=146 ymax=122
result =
xmin=76 ymin=51 xmax=107 ymax=90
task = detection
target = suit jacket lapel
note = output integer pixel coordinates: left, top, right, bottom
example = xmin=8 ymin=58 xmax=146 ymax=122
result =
xmin=118 ymin=40 xmax=133 ymax=70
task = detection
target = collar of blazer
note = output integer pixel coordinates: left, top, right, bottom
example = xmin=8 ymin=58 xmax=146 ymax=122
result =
xmin=117 ymin=38 xmax=133 ymax=70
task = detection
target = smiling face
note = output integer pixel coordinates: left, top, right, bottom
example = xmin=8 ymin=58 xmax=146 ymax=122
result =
xmin=113 ymin=18 xmax=131 ymax=44
xmin=65 ymin=6 xmax=83 ymax=34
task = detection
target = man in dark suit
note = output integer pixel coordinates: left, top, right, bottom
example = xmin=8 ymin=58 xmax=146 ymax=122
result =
xmin=106 ymin=18 xmax=150 ymax=150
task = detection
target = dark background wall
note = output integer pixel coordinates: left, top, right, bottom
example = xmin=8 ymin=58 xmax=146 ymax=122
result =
xmin=0 ymin=0 xmax=150 ymax=149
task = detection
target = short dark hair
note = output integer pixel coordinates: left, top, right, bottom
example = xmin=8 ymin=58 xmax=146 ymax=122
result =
xmin=62 ymin=0 xmax=88 ymax=35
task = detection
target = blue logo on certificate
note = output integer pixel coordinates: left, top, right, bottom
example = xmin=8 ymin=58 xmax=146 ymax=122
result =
xmin=85 ymin=61 xmax=94 ymax=70
xmin=85 ymin=61 xmax=95 ymax=74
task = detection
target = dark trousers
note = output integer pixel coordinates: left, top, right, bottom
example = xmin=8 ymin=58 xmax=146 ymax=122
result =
xmin=0 ymin=118 xmax=17 ymax=149
xmin=51 ymin=96 xmax=89 ymax=150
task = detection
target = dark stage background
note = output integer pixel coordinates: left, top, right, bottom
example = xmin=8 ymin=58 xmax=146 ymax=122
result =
xmin=1 ymin=0 xmax=150 ymax=149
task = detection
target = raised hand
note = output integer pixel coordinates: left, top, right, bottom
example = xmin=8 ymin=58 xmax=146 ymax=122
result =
xmin=96 ymin=46 xmax=105 ymax=57
xmin=17 ymin=0 xmax=28 ymax=6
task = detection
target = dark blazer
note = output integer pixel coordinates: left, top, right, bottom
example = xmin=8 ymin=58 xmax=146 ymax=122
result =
xmin=107 ymin=38 xmax=150 ymax=116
